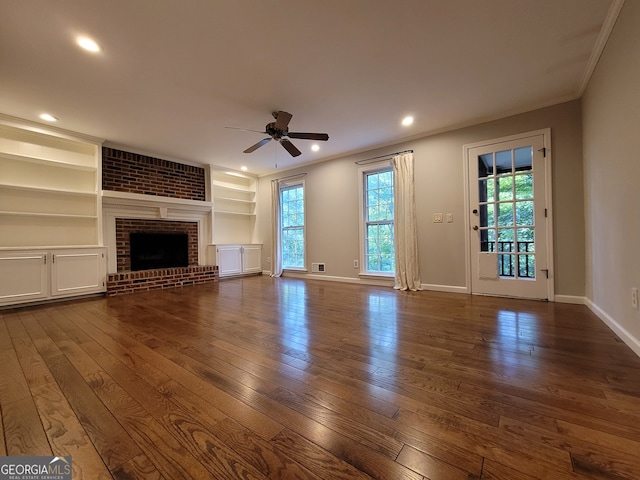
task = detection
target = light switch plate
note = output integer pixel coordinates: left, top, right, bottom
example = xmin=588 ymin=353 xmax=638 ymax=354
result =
xmin=446 ymin=213 xmax=453 ymax=223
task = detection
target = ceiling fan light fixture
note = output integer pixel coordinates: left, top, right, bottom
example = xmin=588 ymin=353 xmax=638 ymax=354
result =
xmin=311 ymin=144 xmax=320 ymax=152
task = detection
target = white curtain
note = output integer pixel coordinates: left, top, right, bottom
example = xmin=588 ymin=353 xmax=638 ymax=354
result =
xmin=393 ymin=152 xmax=422 ymax=291
xmin=270 ymin=179 xmax=283 ymax=277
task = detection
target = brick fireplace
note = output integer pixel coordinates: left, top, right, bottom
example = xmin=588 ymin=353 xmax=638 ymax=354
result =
xmin=115 ymin=218 xmax=198 ymax=272
xmin=102 ymin=147 xmax=217 ymax=295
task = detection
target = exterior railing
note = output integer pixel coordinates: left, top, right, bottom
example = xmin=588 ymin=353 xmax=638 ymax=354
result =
xmin=480 ymin=241 xmax=535 ymax=278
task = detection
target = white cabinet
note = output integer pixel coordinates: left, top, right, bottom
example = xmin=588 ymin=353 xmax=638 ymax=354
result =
xmin=210 ymin=244 xmax=262 ymax=277
xmin=50 ymin=249 xmax=107 ymax=297
xmin=0 ymin=251 xmax=48 ymax=305
xmin=0 ymin=120 xmax=102 ymax=248
xmin=241 ymin=244 xmax=263 ymax=274
xmin=0 ymin=247 xmax=106 ymax=306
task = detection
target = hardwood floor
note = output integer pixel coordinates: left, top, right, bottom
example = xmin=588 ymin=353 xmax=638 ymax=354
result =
xmin=1 ymin=276 xmax=640 ymax=479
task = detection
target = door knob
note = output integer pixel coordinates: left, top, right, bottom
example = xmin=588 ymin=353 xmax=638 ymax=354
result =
xmin=473 ymin=225 xmax=479 ymax=231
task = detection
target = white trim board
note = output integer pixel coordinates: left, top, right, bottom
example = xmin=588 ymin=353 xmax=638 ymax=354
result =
xmin=585 ymin=298 xmax=640 ymax=358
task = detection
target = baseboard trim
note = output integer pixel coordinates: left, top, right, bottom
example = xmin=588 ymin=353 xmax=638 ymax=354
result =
xmin=585 ymin=298 xmax=640 ymax=358
xmin=281 ymin=272 xmax=395 ymax=287
xmin=554 ymin=295 xmax=586 ymax=304
xmin=420 ymin=283 xmax=468 ymax=294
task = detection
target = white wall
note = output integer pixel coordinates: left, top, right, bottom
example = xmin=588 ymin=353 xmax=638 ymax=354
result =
xmin=257 ymin=100 xmax=585 ymax=297
xmin=582 ymin=0 xmax=640 ymax=355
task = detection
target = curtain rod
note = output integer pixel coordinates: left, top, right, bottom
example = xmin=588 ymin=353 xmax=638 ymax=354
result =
xmin=271 ymin=172 xmax=307 ymax=182
xmin=355 ymin=149 xmax=413 ymax=165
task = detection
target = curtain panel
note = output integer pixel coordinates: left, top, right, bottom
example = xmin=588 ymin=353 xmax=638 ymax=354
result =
xmin=392 ymin=152 xmax=422 ymax=291
xmin=270 ymin=179 xmax=283 ymax=277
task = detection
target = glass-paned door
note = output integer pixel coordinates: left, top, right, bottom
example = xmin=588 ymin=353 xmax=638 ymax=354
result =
xmin=468 ymin=133 xmax=550 ymax=299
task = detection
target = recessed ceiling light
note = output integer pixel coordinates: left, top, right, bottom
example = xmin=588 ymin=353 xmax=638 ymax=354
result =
xmin=402 ymin=116 xmax=414 ymax=127
xmin=240 ymin=166 xmax=248 ymax=171
xmin=311 ymin=144 xmax=320 ymax=152
xmin=39 ymin=113 xmax=58 ymax=122
xmin=76 ymin=36 xmax=101 ymax=53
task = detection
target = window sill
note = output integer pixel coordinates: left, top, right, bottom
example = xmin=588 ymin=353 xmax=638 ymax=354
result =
xmin=283 ymin=267 xmax=308 ymax=273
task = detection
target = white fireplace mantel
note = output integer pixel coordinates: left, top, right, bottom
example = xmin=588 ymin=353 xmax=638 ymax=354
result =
xmin=102 ymin=190 xmax=213 ymax=274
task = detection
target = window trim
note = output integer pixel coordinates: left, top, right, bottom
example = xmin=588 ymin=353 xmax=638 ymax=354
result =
xmin=357 ymin=162 xmax=395 ymax=278
xmin=279 ymin=178 xmax=306 ymax=271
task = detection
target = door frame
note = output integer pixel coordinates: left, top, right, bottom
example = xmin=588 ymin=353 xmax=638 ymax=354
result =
xmin=463 ymin=128 xmax=555 ymax=301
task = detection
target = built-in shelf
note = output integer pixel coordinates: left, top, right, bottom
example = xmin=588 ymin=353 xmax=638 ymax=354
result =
xmin=0 ymin=151 xmax=97 ymax=171
xmin=0 ymin=182 xmax=96 ymax=196
xmin=214 ymin=196 xmax=256 ymax=205
xmin=0 ymin=211 xmax=98 ymax=219
xmin=212 ymin=182 xmax=255 ymax=195
xmin=211 ymin=169 xmax=258 ymax=244
xmin=214 ymin=210 xmax=256 ymax=216
xmin=0 ymin=119 xmax=101 ymax=248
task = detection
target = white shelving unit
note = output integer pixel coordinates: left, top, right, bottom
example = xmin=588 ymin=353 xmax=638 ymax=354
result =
xmin=0 ymin=122 xmax=101 ymax=247
xmin=0 ymin=117 xmax=106 ymax=305
xmin=211 ymin=170 xmax=257 ymax=244
xmin=209 ymin=169 xmax=262 ymax=274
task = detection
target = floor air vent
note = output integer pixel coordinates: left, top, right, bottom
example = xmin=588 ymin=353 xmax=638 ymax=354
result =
xmin=311 ymin=263 xmax=326 ymax=273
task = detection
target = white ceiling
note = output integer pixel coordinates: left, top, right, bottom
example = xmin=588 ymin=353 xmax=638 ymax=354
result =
xmin=0 ymin=0 xmax=619 ymax=175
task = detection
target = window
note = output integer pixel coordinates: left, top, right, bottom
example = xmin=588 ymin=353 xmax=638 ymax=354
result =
xmin=280 ymin=182 xmax=305 ymax=269
xmin=362 ymin=167 xmax=395 ymax=274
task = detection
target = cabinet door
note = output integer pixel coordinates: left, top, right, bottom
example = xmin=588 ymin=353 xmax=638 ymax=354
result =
xmin=242 ymin=245 xmax=262 ymax=274
xmin=217 ymin=245 xmax=243 ymax=276
xmin=0 ymin=252 xmax=48 ymax=305
xmin=50 ymin=248 xmax=106 ymax=297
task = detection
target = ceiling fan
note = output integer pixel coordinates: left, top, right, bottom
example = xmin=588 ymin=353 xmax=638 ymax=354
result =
xmin=227 ymin=111 xmax=329 ymax=157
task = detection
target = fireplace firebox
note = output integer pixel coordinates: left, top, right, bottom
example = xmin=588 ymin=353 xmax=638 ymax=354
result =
xmin=130 ymin=232 xmax=189 ymax=271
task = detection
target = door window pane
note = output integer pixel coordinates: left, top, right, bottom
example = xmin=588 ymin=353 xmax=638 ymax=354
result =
xmin=480 ymin=228 xmax=496 ymax=252
xmin=478 ymin=154 xmax=494 ymax=177
xmin=495 ymin=150 xmax=512 ymax=174
xmin=517 ymin=228 xmax=535 ymax=252
xmin=479 ymin=178 xmax=495 ymax=202
xmin=518 ymin=254 xmax=536 ymax=278
xmin=479 ymin=203 xmax=495 ymax=228
xmin=497 ymin=176 xmax=513 ymax=201
xmin=514 ymin=146 xmax=533 ymax=171
xmin=515 ymin=173 xmax=533 ymax=199
xmin=497 ymin=203 xmax=514 ymax=227
xmin=515 ymin=201 xmax=534 ymax=226
xmin=499 ymin=254 xmax=515 ymax=277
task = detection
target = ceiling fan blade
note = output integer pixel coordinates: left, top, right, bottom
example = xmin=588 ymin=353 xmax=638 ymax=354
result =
xmin=287 ymin=132 xmax=329 ymax=141
xmin=244 ymin=137 xmax=271 ymax=153
xmin=280 ymin=139 xmax=302 ymax=157
xmin=225 ymin=126 xmax=267 ymax=134
xmin=274 ymin=111 xmax=293 ymax=131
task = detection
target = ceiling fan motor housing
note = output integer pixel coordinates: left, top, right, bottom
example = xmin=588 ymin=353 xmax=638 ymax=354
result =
xmin=266 ymin=122 xmax=287 ymax=139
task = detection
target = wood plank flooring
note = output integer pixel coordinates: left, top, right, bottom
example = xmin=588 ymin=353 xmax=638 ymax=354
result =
xmin=1 ymin=275 xmax=640 ymax=479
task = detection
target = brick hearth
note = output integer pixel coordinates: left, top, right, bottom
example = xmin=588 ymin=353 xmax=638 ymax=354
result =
xmin=107 ymin=266 xmax=218 ymax=296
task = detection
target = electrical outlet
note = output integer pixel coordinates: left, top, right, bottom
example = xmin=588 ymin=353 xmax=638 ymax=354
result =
xmin=632 ymin=287 xmax=638 ymax=310
xmin=433 ymin=213 xmax=443 ymax=223
xmin=353 ymin=259 xmax=359 ymax=268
